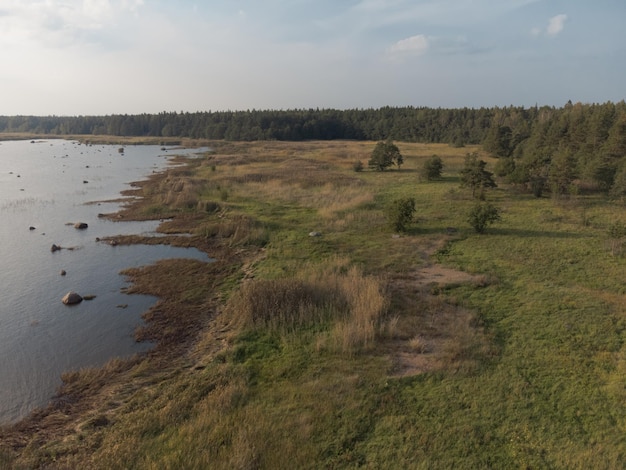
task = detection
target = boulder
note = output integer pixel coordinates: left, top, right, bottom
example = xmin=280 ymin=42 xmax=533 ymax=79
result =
xmin=51 ymin=244 xmax=61 ymax=252
xmin=62 ymin=292 xmax=83 ymax=305
xmin=74 ymin=222 xmax=88 ymax=230
xmin=60 ymin=270 xmax=66 ymax=276
xmin=29 ymin=226 xmax=36 ymax=231
xmin=309 ymin=231 xmax=322 ymax=237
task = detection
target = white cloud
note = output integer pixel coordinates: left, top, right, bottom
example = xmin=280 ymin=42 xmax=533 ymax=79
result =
xmin=389 ymin=34 xmax=429 ymax=56
xmin=0 ymin=0 xmax=145 ymax=48
xmin=530 ymin=13 xmax=567 ymax=38
xmin=546 ymin=13 xmax=567 ymax=36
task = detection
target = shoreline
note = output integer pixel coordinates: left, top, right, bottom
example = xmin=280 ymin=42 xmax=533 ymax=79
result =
xmin=0 ymin=142 xmax=255 ymax=452
xmin=0 ymin=132 xmax=214 ymax=148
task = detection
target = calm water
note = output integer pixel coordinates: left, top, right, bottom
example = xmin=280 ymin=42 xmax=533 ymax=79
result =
xmin=0 ymin=140 xmax=209 ymax=424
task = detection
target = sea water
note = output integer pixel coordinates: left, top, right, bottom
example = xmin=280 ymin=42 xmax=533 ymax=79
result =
xmin=0 ymin=139 xmax=209 ymax=424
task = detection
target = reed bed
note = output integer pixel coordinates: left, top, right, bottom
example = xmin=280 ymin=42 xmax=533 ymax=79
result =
xmin=226 ymin=258 xmax=389 ymax=354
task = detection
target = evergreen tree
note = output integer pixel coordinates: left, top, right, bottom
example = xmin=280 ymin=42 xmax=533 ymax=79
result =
xmin=460 ymin=153 xmax=497 ymax=197
xmin=548 ymin=149 xmax=577 ymax=196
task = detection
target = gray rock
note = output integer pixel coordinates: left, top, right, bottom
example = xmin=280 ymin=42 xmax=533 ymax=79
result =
xmin=309 ymin=231 xmax=322 ymax=237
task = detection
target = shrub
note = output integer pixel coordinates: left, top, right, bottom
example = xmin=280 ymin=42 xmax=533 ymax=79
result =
xmin=386 ymin=197 xmax=416 ymax=232
xmin=353 ymin=160 xmax=364 ymax=172
xmin=608 ymin=222 xmax=626 ymax=256
xmin=468 ymin=202 xmax=501 ymax=233
xmin=421 ymin=155 xmax=444 ymax=181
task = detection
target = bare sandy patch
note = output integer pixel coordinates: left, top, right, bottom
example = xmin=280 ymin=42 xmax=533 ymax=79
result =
xmin=413 ymin=264 xmax=481 ymax=289
xmin=383 ymin=257 xmax=491 ymax=378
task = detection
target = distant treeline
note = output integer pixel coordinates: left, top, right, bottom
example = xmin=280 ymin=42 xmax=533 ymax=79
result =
xmin=2 ymin=102 xmax=626 ymax=194
xmin=0 ymin=107 xmax=493 ymax=143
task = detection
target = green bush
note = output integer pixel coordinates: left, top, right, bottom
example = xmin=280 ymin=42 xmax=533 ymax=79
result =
xmin=421 ymin=155 xmax=444 ymax=181
xmin=468 ymin=202 xmax=501 ymax=233
xmin=387 ymin=197 xmax=416 ymax=232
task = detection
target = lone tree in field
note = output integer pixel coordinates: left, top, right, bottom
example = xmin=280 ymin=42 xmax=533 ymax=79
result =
xmin=468 ymin=202 xmax=501 ymax=233
xmin=369 ymin=140 xmax=403 ymax=171
xmin=460 ymin=152 xmax=497 ymax=198
xmin=421 ymin=154 xmax=444 ymax=180
xmin=387 ymin=197 xmax=416 ymax=232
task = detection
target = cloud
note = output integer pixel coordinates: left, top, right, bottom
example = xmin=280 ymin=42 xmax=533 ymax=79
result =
xmin=0 ymin=0 xmax=145 ymax=48
xmin=530 ymin=13 xmax=567 ymax=38
xmin=387 ymin=34 xmax=484 ymax=61
xmin=388 ymin=34 xmax=430 ymax=56
xmin=546 ymin=14 xmax=567 ymax=36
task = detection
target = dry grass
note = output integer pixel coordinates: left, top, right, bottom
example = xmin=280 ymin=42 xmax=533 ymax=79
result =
xmin=195 ymin=214 xmax=268 ymax=247
xmin=226 ymin=257 xmax=389 ymax=354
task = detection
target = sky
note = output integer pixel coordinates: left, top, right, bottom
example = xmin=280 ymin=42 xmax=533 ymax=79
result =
xmin=0 ymin=0 xmax=624 ymax=116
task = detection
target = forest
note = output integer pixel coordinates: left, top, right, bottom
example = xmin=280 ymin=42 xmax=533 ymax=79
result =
xmin=2 ymin=101 xmax=626 ymax=197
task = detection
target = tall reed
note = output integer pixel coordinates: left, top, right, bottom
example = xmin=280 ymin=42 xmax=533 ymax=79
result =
xmin=226 ymin=258 xmax=389 ymax=353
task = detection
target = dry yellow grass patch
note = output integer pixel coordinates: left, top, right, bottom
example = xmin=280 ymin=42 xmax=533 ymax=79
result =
xmin=225 ymin=257 xmax=390 ymax=354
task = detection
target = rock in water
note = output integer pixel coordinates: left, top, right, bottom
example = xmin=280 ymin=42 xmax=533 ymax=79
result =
xmin=74 ymin=222 xmax=88 ymax=229
xmin=62 ymin=292 xmax=83 ymax=305
xmin=51 ymin=244 xmax=61 ymax=252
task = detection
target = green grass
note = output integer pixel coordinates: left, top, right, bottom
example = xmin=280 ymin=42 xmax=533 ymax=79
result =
xmin=5 ymin=141 xmax=626 ymax=469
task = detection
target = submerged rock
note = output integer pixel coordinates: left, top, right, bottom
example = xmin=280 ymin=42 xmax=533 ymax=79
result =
xmin=62 ymin=292 xmax=83 ymax=305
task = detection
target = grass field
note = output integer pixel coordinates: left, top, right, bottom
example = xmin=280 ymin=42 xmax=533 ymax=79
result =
xmin=2 ymin=140 xmax=626 ymax=469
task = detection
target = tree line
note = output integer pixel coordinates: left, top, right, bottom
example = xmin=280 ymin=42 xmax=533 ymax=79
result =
xmin=3 ymin=102 xmax=626 ymax=196
xmin=0 ymin=107 xmax=497 ymax=143
xmin=481 ymin=101 xmax=626 ymax=197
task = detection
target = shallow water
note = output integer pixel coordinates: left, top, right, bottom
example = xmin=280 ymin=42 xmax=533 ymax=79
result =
xmin=0 ymin=140 xmax=209 ymax=424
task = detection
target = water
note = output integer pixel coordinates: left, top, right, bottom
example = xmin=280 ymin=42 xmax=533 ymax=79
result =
xmin=0 ymin=139 xmax=209 ymax=424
